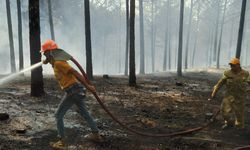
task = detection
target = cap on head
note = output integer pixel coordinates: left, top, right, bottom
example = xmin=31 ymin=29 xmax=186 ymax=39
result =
xmin=40 ymin=39 xmax=58 ymax=53
xmin=229 ymin=58 xmax=240 ymax=65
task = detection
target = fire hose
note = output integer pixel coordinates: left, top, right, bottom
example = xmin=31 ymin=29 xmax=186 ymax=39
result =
xmin=71 ymin=57 xmax=222 ymax=137
xmin=234 ymin=146 xmax=250 ymax=150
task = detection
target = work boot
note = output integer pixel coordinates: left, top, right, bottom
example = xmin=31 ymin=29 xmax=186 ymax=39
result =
xmin=84 ymin=133 xmax=104 ymax=143
xmin=50 ymin=139 xmax=66 ymax=150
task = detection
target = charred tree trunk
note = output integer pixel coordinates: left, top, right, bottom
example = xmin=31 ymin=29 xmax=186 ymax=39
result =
xmin=168 ymin=34 xmax=171 ymax=70
xmin=184 ymin=0 xmax=193 ymax=69
xmin=151 ymin=0 xmax=155 ymax=73
xmin=29 ymin=0 xmax=44 ymax=97
xmin=235 ymin=0 xmax=247 ymax=59
xmin=216 ymin=0 xmax=227 ymax=69
xmin=209 ymin=27 xmax=215 ymax=67
xmin=6 ymin=0 xmax=16 ymax=73
xmin=129 ymin=0 xmax=136 ymax=86
xmin=139 ymin=0 xmax=145 ymax=74
xmin=125 ymin=0 xmax=129 ymax=76
xmin=213 ymin=0 xmax=220 ymax=62
xmin=84 ymin=0 xmax=93 ymax=79
xmin=17 ymin=0 xmax=24 ymax=70
xmin=102 ymin=33 xmax=106 ymax=72
xmin=206 ymin=30 xmax=212 ymax=67
xmin=118 ymin=0 xmax=122 ymax=73
xmin=163 ymin=0 xmax=170 ymax=71
xmin=168 ymin=1 xmax=172 ymax=70
xmin=48 ymin=0 xmax=55 ymax=41
xmin=177 ymin=0 xmax=184 ymax=77
xmin=191 ymin=2 xmax=200 ymax=67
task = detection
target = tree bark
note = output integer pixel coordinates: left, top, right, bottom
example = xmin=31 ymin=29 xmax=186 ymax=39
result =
xmin=29 ymin=0 xmax=45 ymax=97
xmin=48 ymin=0 xmax=55 ymax=41
xmin=213 ymin=0 xmax=220 ymax=62
xmin=168 ymin=1 xmax=172 ymax=70
xmin=151 ymin=0 xmax=155 ymax=73
xmin=6 ymin=0 xmax=16 ymax=73
xmin=129 ymin=0 xmax=136 ymax=86
xmin=84 ymin=0 xmax=93 ymax=79
xmin=177 ymin=0 xmax=184 ymax=77
xmin=235 ymin=0 xmax=247 ymax=59
xmin=124 ymin=0 xmax=129 ymax=76
xmin=17 ymin=0 xmax=24 ymax=71
xmin=139 ymin=0 xmax=145 ymax=74
xmin=163 ymin=0 xmax=170 ymax=71
xmin=191 ymin=2 xmax=201 ymax=67
xmin=216 ymin=0 xmax=227 ymax=69
xmin=184 ymin=0 xmax=193 ymax=69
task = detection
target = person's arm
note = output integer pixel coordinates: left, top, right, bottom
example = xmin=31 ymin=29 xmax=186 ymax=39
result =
xmin=211 ymin=74 xmax=227 ymax=99
xmin=69 ymin=68 xmax=96 ymax=93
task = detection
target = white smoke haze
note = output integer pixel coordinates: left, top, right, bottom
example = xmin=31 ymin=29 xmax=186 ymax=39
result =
xmin=0 ymin=0 xmax=250 ymax=75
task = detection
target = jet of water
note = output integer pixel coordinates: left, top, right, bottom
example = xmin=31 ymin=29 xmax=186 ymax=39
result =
xmin=0 ymin=62 xmax=43 ymax=86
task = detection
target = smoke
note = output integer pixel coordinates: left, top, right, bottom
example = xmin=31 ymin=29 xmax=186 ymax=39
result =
xmin=1 ymin=0 xmax=250 ymax=76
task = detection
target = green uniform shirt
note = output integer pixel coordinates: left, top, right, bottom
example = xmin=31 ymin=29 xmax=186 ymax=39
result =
xmin=214 ymin=69 xmax=250 ymax=99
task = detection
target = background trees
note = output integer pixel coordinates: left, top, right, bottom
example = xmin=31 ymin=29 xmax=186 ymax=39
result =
xmin=0 ymin=0 xmax=249 ymax=76
xmin=6 ymin=0 xmax=16 ymax=73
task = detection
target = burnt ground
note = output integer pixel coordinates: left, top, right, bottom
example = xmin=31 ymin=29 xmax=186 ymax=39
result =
xmin=0 ymin=71 xmax=250 ymax=150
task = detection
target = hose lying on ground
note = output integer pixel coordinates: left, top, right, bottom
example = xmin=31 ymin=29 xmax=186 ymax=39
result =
xmin=71 ymin=57 xmax=220 ymax=137
xmin=234 ymin=145 xmax=250 ymax=150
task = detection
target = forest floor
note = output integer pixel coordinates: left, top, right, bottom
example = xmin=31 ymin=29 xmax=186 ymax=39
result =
xmin=0 ymin=70 xmax=250 ymax=150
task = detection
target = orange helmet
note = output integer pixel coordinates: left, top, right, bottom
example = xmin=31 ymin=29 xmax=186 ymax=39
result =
xmin=40 ymin=39 xmax=58 ymax=53
xmin=229 ymin=58 xmax=240 ymax=65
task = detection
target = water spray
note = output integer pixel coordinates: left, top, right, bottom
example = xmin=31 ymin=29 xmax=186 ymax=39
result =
xmin=0 ymin=62 xmax=43 ymax=86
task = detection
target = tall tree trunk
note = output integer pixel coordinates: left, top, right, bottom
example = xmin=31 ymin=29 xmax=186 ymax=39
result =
xmin=168 ymin=34 xmax=171 ymax=70
xmin=163 ymin=0 xmax=170 ymax=71
xmin=139 ymin=0 xmax=145 ymax=74
xmin=209 ymin=27 xmax=215 ymax=67
xmin=118 ymin=0 xmax=122 ymax=73
xmin=191 ymin=2 xmax=200 ymax=67
xmin=6 ymin=0 xmax=16 ymax=73
xmin=228 ymin=20 xmax=234 ymax=60
xmin=102 ymin=33 xmax=106 ymax=73
xmin=151 ymin=0 xmax=155 ymax=73
xmin=184 ymin=0 xmax=193 ymax=69
xmin=129 ymin=0 xmax=136 ymax=86
xmin=125 ymin=0 xmax=129 ymax=76
xmin=168 ymin=1 xmax=172 ymax=70
xmin=17 ymin=0 xmax=23 ymax=70
xmin=235 ymin=0 xmax=247 ymax=58
xmin=84 ymin=0 xmax=93 ymax=79
xmin=48 ymin=0 xmax=55 ymax=41
xmin=177 ymin=0 xmax=184 ymax=77
xmin=29 ymin=0 xmax=44 ymax=97
xmin=213 ymin=0 xmax=220 ymax=62
xmin=216 ymin=0 xmax=227 ymax=69
xmin=206 ymin=30 xmax=211 ymax=67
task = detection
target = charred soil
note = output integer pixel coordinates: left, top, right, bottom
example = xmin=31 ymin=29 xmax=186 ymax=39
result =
xmin=0 ymin=71 xmax=249 ymax=150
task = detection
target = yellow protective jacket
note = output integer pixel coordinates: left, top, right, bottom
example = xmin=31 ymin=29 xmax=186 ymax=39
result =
xmin=213 ymin=69 xmax=250 ymax=100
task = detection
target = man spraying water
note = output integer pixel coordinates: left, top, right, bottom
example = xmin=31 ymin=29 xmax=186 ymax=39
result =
xmin=41 ymin=39 xmax=103 ymax=149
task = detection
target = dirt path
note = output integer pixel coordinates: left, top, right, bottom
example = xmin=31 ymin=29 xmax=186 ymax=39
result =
xmin=0 ymin=72 xmax=249 ymax=150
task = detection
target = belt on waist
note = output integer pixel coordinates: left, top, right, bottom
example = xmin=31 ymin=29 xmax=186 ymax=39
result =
xmin=64 ymin=83 xmax=85 ymax=94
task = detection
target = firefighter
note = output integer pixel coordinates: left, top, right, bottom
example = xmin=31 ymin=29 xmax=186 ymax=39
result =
xmin=211 ymin=58 xmax=250 ymax=129
xmin=41 ymin=39 xmax=103 ymax=149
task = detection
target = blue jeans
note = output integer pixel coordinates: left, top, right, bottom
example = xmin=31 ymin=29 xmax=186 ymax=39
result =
xmin=55 ymin=83 xmax=99 ymax=138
